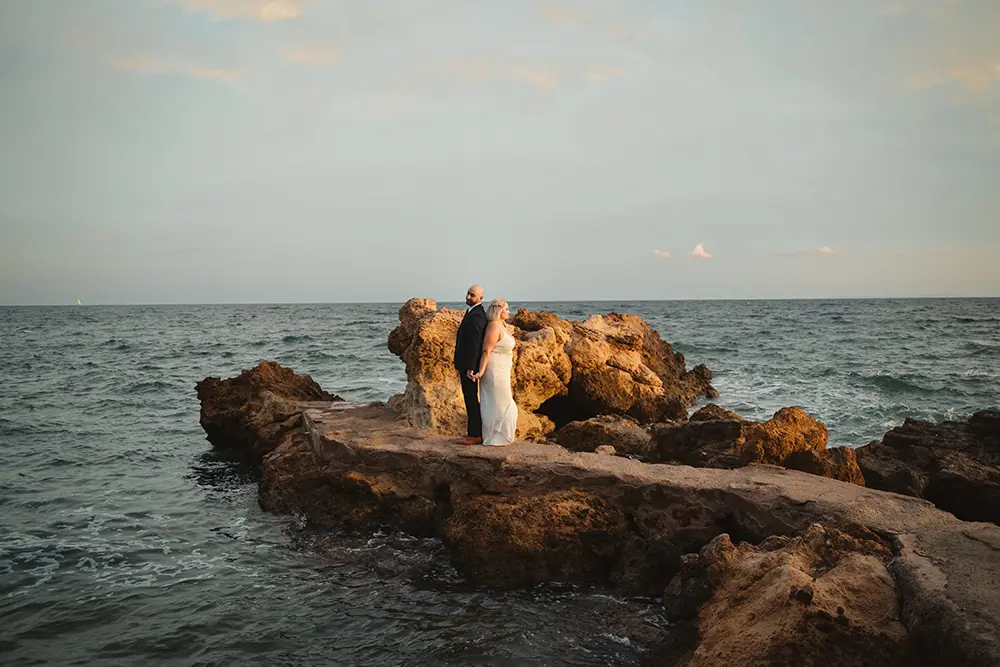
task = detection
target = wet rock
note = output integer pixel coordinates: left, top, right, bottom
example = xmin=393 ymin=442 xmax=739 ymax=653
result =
xmin=553 ymin=415 xmax=653 ymax=458
xmin=855 ymin=410 xmax=1000 ymax=524
xmin=194 ymin=361 xmax=340 ymax=463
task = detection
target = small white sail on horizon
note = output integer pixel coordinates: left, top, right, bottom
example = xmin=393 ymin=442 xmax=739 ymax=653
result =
xmin=76 ymin=298 xmax=82 ymax=306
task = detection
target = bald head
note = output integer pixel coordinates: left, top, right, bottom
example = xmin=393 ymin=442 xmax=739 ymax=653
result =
xmin=465 ymin=284 xmax=483 ymax=307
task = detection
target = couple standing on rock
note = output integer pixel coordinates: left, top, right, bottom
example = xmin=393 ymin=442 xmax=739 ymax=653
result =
xmin=453 ymin=285 xmax=518 ymax=446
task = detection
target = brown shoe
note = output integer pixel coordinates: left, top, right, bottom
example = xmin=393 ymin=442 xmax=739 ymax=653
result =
xmin=457 ymin=436 xmax=483 ymax=445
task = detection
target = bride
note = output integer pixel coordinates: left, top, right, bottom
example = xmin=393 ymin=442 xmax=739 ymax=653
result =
xmin=469 ymin=299 xmax=518 ymax=446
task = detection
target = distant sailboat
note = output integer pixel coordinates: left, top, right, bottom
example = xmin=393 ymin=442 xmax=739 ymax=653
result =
xmin=76 ymin=298 xmax=82 ymax=306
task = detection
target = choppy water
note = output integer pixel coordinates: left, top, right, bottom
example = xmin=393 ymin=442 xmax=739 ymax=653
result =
xmin=1 ymin=299 xmax=997 ymax=665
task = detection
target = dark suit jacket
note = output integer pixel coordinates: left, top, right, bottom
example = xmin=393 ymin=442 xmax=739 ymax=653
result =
xmin=454 ymin=304 xmax=487 ymax=373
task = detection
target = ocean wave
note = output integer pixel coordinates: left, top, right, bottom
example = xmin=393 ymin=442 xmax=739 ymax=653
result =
xmin=847 ymin=372 xmax=935 ymax=395
xmin=281 ymin=334 xmax=315 ymax=343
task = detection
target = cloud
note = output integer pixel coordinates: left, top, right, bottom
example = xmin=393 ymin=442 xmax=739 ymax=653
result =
xmin=286 ymin=46 xmax=342 ymax=68
xmin=651 ymin=249 xmax=672 ymax=260
xmin=690 ymin=244 xmax=713 ymax=260
xmin=425 ymin=61 xmax=561 ymax=90
xmin=111 ymin=57 xmax=244 ymax=82
xmin=166 ymin=0 xmax=302 ymax=22
xmin=818 ymin=246 xmax=837 ymax=256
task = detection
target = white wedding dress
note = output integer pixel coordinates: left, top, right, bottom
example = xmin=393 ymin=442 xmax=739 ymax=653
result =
xmin=480 ymin=327 xmax=518 ymax=446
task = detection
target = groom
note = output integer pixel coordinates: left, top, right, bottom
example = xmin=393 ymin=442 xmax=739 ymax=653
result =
xmin=454 ymin=284 xmax=487 ymax=445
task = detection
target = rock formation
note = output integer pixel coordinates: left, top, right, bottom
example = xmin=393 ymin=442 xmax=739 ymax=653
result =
xmin=855 ymin=410 xmax=1000 ymax=524
xmin=194 ymin=360 xmax=341 ymax=463
xmin=194 ymin=362 xmax=1000 ymax=666
xmin=386 ymin=298 xmax=717 ymax=439
xmin=660 ymin=525 xmax=915 ymax=666
xmin=649 ymin=405 xmax=865 ymax=485
xmin=552 ymin=414 xmax=653 ymax=458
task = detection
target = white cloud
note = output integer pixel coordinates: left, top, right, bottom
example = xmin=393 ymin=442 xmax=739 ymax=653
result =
xmin=651 ymin=249 xmax=672 ymax=260
xmin=166 ymin=0 xmax=302 ymax=22
xmin=774 ymin=246 xmax=839 ymax=258
xmin=690 ymin=243 xmax=713 ymax=260
xmin=818 ymin=246 xmax=837 ymax=255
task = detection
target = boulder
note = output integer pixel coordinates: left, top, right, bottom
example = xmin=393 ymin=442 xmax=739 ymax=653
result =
xmin=661 ymin=524 xmax=914 ymax=666
xmin=651 ymin=419 xmax=745 ymax=469
xmin=553 ymin=415 xmax=653 ymax=458
xmin=194 ymin=361 xmax=341 ymax=462
xmin=386 ymin=299 xmax=717 ymax=438
xmin=740 ymin=406 xmax=829 ymax=465
xmin=689 ymin=403 xmax=743 ymax=422
xmin=855 ymin=410 xmax=1000 ymax=524
xmin=785 ymin=447 xmax=866 ymax=486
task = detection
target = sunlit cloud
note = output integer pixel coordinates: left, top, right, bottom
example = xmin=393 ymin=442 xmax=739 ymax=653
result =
xmin=286 ymin=46 xmax=342 ymax=68
xmin=166 ymin=0 xmax=302 ymax=22
xmin=818 ymin=246 xmax=837 ymax=256
xmin=426 ymin=61 xmax=560 ymax=89
xmin=651 ymin=249 xmax=672 ymax=260
xmin=111 ymin=57 xmax=244 ymax=82
xmin=690 ymin=244 xmax=713 ymax=260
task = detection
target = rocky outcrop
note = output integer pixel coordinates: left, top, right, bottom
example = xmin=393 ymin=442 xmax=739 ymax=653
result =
xmin=689 ymin=404 xmax=742 ymax=422
xmin=648 ymin=406 xmax=864 ymax=485
xmin=552 ymin=415 xmax=653 ymax=458
xmin=253 ymin=401 xmax=1000 ymax=667
xmin=194 ymin=361 xmax=341 ymax=463
xmin=785 ymin=447 xmax=866 ymax=486
xmin=386 ymin=298 xmax=717 ymax=439
xmin=855 ymin=410 xmax=1000 ymax=524
xmin=660 ymin=525 xmax=914 ymax=666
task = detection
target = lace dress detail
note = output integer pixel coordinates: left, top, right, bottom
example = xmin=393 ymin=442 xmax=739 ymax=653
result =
xmin=479 ymin=328 xmax=518 ymax=446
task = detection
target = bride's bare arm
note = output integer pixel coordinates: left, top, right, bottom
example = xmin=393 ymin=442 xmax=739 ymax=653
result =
xmin=473 ymin=323 xmax=502 ymax=379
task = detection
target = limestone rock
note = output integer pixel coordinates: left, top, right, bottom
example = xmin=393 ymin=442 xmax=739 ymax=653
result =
xmin=689 ymin=403 xmax=743 ymax=422
xmin=855 ymin=410 xmax=1000 ymax=524
xmin=443 ymin=490 xmax=629 ymax=587
xmin=194 ymin=361 xmax=340 ymax=462
xmin=651 ymin=419 xmax=745 ymax=469
xmin=663 ymin=524 xmax=914 ymax=667
xmin=786 ymin=446 xmax=866 ymax=486
xmin=740 ymin=407 xmax=829 ymax=466
xmin=386 ymin=299 xmax=717 ymax=438
xmin=554 ymin=415 xmax=653 ymax=458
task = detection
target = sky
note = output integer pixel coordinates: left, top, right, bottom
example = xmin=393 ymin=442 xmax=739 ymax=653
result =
xmin=0 ymin=0 xmax=998 ymax=305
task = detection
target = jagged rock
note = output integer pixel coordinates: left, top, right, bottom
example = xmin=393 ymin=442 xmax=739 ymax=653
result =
xmin=194 ymin=361 xmax=341 ymax=462
xmin=662 ymin=524 xmax=914 ymax=666
xmin=689 ymin=403 xmax=742 ymax=422
xmin=855 ymin=410 xmax=1000 ymax=524
xmin=386 ymin=300 xmax=716 ymax=438
xmin=252 ymin=401 xmax=1000 ymax=666
xmin=443 ymin=490 xmax=629 ymax=588
xmin=553 ymin=415 xmax=653 ymax=458
xmin=786 ymin=447 xmax=866 ymax=486
xmin=651 ymin=419 xmax=745 ymax=469
xmin=740 ymin=406 xmax=829 ymax=465
xmin=595 ymin=445 xmax=617 ymax=456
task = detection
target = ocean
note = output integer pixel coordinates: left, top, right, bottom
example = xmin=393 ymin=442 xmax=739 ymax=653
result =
xmin=2 ymin=299 xmax=997 ymax=665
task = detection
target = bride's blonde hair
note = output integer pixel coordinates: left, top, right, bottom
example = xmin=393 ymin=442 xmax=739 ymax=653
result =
xmin=486 ymin=299 xmax=508 ymax=322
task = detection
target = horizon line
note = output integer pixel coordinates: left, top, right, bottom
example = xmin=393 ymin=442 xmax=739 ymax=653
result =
xmin=3 ymin=294 xmax=999 ymax=307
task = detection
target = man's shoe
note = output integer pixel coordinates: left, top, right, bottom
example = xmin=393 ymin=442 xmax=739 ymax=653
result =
xmin=457 ymin=436 xmax=483 ymax=445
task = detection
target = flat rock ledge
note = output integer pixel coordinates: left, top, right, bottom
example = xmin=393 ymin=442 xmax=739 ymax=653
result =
xmin=258 ymin=401 xmax=1000 ymax=667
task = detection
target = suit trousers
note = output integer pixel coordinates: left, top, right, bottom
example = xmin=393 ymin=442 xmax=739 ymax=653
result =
xmin=459 ymin=373 xmax=482 ymax=438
